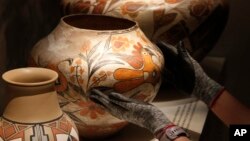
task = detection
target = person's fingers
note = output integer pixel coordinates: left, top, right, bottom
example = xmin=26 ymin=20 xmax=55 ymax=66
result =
xmin=89 ymin=94 xmax=109 ymax=107
xmin=89 ymin=89 xmax=111 ymax=108
xmin=156 ymin=41 xmax=178 ymax=56
xmin=91 ymin=88 xmax=131 ymax=109
xmin=111 ymin=92 xmax=149 ymax=106
xmin=90 ymin=91 xmax=130 ymax=117
xmin=156 ymin=41 xmax=178 ymax=74
xmin=90 ymin=89 xmax=121 ymax=110
xmin=156 ymin=42 xmax=178 ymax=67
xmin=91 ymin=89 xmax=130 ymax=107
xmin=91 ymin=88 xmax=133 ymax=103
xmin=91 ymin=88 xmax=109 ymax=98
xmin=91 ymin=89 xmax=149 ymax=114
xmin=108 ymin=92 xmax=132 ymax=102
xmin=108 ymin=93 xmax=139 ymax=111
xmin=176 ymin=40 xmax=189 ymax=58
xmin=176 ymin=41 xmax=196 ymax=71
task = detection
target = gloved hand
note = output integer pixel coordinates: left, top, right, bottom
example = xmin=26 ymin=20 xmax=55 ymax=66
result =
xmin=156 ymin=41 xmax=224 ymax=107
xmin=89 ymin=88 xmax=171 ymax=133
xmin=90 ymin=89 xmax=189 ymax=140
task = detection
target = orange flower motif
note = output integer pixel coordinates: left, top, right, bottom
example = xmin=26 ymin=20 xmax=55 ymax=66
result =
xmin=93 ymin=0 xmax=107 ymax=14
xmin=70 ymin=66 xmax=75 ymax=73
xmin=92 ymin=76 xmax=98 ymax=81
xmin=79 ymin=68 xmax=84 ymax=74
xmin=113 ymin=42 xmax=161 ymax=93
xmin=77 ymin=101 xmax=106 ymax=119
xmin=189 ymin=0 xmax=210 ymax=19
xmin=99 ymin=71 xmax=105 ymax=76
xmin=121 ymin=2 xmax=147 ymax=18
xmin=75 ymin=59 xmax=82 ymax=65
xmin=111 ymin=36 xmax=130 ymax=52
xmin=115 ymin=42 xmax=144 ymax=70
xmin=165 ymin=0 xmax=183 ymax=4
xmin=80 ymin=40 xmax=91 ymax=53
xmin=90 ymin=71 xmax=108 ymax=87
xmin=72 ymin=0 xmax=91 ymax=13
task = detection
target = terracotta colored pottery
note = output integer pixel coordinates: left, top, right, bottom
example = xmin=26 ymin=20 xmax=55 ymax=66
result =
xmin=29 ymin=14 xmax=164 ymax=138
xmin=62 ymin=0 xmax=229 ymax=44
xmin=1 ymin=67 xmax=79 ymax=141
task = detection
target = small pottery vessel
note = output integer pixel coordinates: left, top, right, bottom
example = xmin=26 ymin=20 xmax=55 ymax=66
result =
xmin=0 ymin=67 xmax=79 ymax=141
xmin=29 ymin=14 xmax=164 ymax=138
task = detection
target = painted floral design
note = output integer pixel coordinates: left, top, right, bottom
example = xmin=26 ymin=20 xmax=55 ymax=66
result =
xmin=111 ymin=36 xmax=132 ymax=52
xmin=91 ymin=71 xmax=113 ymax=87
xmin=92 ymin=0 xmax=107 ymax=14
xmin=51 ymin=1 xmax=228 ymax=136
xmin=165 ymin=0 xmax=183 ymax=4
xmin=62 ymin=0 xmax=119 ymax=15
xmin=61 ymin=0 xmax=226 ymax=50
xmin=189 ymin=0 xmax=211 ymax=19
xmin=72 ymin=0 xmax=91 ymax=13
xmin=54 ymin=33 xmax=162 ymax=136
xmin=113 ymin=42 xmax=161 ymax=93
xmin=153 ymin=10 xmax=178 ymax=34
xmin=69 ymin=59 xmax=85 ymax=86
xmin=77 ymin=101 xmax=105 ymax=119
xmin=28 ymin=14 xmax=165 ymax=138
xmin=121 ymin=1 xmax=147 ymax=18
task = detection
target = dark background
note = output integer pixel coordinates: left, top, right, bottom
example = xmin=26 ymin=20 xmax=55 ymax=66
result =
xmin=0 ymin=0 xmax=249 ymax=140
xmin=209 ymin=0 xmax=250 ymax=107
xmin=201 ymin=0 xmax=250 ymax=140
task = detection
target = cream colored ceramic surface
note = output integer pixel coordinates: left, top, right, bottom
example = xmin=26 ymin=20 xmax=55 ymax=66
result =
xmin=1 ymin=67 xmax=79 ymax=141
xmin=29 ymin=14 xmax=164 ymax=138
xmin=61 ymin=0 xmax=226 ymax=43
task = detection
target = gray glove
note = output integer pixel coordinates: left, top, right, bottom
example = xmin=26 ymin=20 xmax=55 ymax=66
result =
xmin=157 ymin=41 xmax=224 ymax=107
xmin=89 ymin=88 xmax=171 ymax=133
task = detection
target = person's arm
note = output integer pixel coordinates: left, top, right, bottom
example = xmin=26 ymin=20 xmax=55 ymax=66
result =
xmin=90 ymin=89 xmax=190 ymax=141
xmin=211 ymin=90 xmax=250 ymax=126
xmin=157 ymin=41 xmax=250 ymax=126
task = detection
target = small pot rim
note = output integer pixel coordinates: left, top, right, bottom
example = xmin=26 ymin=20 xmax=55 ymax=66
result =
xmin=60 ymin=13 xmax=139 ymax=33
xmin=2 ymin=67 xmax=58 ymax=86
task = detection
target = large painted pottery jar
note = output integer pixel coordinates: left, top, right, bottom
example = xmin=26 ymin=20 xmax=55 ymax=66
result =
xmin=0 ymin=67 xmax=79 ymax=141
xmin=29 ymin=14 xmax=164 ymax=138
xmin=61 ymin=0 xmax=229 ymax=60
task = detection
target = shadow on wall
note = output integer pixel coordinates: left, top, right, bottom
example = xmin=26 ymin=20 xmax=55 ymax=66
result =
xmin=0 ymin=0 xmax=62 ymax=114
xmin=208 ymin=0 xmax=250 ymax=107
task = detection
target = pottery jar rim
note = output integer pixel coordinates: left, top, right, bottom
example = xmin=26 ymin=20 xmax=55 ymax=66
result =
xmin=60 ymin=14 xmax=139 ymax=33
xmin=2 ymin=67 xmax=58 ymax=87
